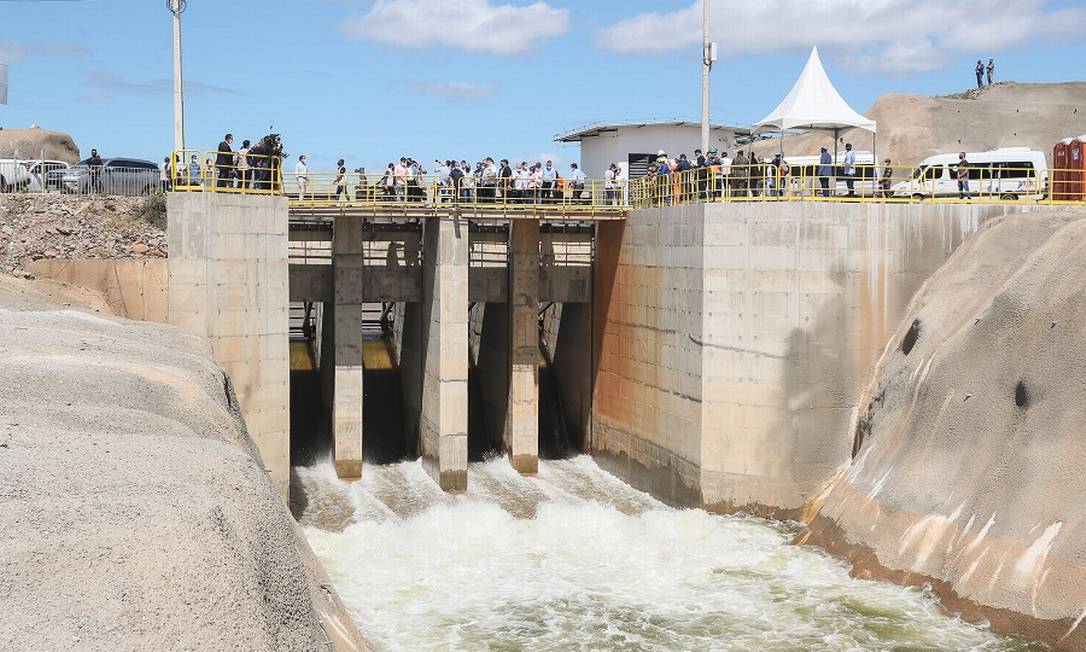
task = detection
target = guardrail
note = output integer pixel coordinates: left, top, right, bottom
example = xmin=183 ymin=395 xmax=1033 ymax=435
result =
xmin=169 ymin=149 xmax=284 ymax=195
xmin=0 ymin=163 xmax=164 ymax=197
xmin=281 ymin=171 xmax=628 ymax=213
xmin=630 ymin=163 xmax=1086 ymax=207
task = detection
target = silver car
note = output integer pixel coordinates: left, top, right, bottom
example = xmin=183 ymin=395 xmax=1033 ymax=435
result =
xmin=25 ymin=160 xmax=70 ymax=192
xmin=61 ymin=157 xmax=160 ymax=196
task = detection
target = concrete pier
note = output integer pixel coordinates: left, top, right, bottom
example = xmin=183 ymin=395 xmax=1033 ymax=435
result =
xmin=331 ymin=217 xmax=365 ymax=479
xmin=419 ymin=217 xmax=469 ymax=491
xmin=506 ymin=220 xmax=540 ymax=473
xmin=166 ymin=193 xmax=290 ymax=497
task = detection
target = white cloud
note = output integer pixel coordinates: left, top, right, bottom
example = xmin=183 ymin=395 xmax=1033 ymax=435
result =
xmin=0 ymin=40 xmax=90 ymax=64
xmin=406 ymin=80 xmax=495 ymax=101
xmin=341 ymin=0 xmax=570 ymax=56
xmin=597 ymin=0 xmax=1086 ymax=74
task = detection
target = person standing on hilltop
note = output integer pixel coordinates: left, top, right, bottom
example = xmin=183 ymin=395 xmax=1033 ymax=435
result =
xmin=215 ymin=133 xmax=233 ymax=188
xmin=986 ymin=58 xmax=995 ymax=85
xmin=975 ymin=60 xmax=985 ymax=88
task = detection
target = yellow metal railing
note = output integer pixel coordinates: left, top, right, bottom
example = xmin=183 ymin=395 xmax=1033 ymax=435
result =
xmin=169 ymin=149 xmax=284 ymax=195
xmin=281 ymin=171 xmax=627 ymax=213
xmin=167 ymin=152 xmax=1086 ymax=210
xmin=630 ymin=162 xmax=1086 ymax=207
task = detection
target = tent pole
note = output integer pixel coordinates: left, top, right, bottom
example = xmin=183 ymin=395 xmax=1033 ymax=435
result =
xmin=833 ymin=128 xmax=839 ymax=196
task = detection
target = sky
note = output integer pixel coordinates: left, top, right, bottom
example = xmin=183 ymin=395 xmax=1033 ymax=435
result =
xmin=1 ymin=0 xmax=1085 ymax=171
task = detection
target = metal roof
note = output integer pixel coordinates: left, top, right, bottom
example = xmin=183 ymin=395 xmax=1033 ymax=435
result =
xmin=555 ymin=120 xmax=750 ymax=143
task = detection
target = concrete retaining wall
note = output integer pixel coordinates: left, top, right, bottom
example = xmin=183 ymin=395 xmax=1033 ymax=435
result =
xmin=166 ymin=193 xmax=290 ymax=497
xmin=27 ymin=258 xmax=168 ymax=322
xmin=592 ymin=201 xmax=1037 ymax=515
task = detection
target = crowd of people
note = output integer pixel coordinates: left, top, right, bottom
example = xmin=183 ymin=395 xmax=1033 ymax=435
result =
xmin=641 ymin=145 xmax=896 ymax=205
xmin=291 ymin=155 xmax=627 ymax=206
xmin=164 ymin=133 xmax=285 ymax=192
xmin=178 ymin=134 xmax=909 ymax=207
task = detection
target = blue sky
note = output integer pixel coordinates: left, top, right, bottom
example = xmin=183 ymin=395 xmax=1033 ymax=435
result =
xmin=2 ymin=0 xmax=1085 ymax=171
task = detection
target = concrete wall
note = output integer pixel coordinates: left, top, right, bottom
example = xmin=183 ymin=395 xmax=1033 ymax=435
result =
xmin=592 ymin=201 xmax=1035 ymax=515
xmin=166 ymin=193 xmax=290 ymax=497
xmin=27 ymin=259 xmax=168 ymax=322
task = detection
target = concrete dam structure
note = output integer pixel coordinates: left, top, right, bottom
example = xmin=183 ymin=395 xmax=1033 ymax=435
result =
xmin=158 ymin=193 xmax=1043 ymax=507
xmin=29 ymin=191 xmax=1079 ymax=647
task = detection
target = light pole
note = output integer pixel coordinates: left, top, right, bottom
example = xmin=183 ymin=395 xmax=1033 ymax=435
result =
xmin=168 ymin=0 xmax=187 ymax=155
xmin=700 ymin=0 xmax=716 ymax=153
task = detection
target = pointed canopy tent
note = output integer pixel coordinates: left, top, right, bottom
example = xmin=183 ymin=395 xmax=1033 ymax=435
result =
xmin=753 ymin=47 xmax=876 ymax=165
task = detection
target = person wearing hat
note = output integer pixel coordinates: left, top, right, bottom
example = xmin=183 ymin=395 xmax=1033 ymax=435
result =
xmin=655 ymin=155 xmax=671 ymax=206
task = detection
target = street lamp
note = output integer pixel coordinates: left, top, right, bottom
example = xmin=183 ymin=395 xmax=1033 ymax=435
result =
xmin=168 ymin=0 xmax=187 ymax=155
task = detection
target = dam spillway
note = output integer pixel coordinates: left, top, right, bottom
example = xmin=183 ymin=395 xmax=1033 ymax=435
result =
xmin=294 ymin=456 xmax=1031 ymax=651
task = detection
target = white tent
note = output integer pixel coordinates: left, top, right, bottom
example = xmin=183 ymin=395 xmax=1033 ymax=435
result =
xmin=753 ymin=47 xmax=876 ymax=167
xmin=754 ymin=47 xmax=875 ymax=134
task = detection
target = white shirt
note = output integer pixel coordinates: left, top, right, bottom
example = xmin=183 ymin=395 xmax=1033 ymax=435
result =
xmin=294 ymin=161 xmax=308 ymax=179
xmin=542 ymin=166 xmax=557 ymax=182
xmin=844 ymin=150 xmax=856 ymax=175
xmin=570 ymin=168 xmax=586 ymax=184
xmin=604 ymin=169 xmax=616 ymax=189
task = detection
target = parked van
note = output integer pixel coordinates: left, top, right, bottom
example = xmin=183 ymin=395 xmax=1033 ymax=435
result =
xmin=891 ymin=148 xmax=1048 ymax=200
xmin=0 ymin=159 xmax=32 ymax=192
xmin=783 ymin=150 xmax=880 ymax=196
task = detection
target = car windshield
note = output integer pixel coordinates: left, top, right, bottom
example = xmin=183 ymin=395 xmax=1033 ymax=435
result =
xmin=912 ymin=165 xmax=928 ymax=179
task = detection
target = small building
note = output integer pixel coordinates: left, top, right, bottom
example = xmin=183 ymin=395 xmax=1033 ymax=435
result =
xmin=555 ymin=121 xmax=749 ymax=179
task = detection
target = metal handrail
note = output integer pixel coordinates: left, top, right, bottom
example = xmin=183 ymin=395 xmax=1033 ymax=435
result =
xmin=629 ymin=162 xmax=1086 ymax=207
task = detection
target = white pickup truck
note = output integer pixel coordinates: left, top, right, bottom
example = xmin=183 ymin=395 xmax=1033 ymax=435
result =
xmin=0 ymin=159 xmax=32 ymax=192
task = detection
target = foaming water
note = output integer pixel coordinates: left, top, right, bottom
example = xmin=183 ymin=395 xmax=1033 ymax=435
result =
xmin=298 ymin=456 xmax=1034 ymax=651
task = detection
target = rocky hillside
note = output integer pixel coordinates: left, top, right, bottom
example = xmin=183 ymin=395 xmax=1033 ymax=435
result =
xmin=798 ymin=209 xmax=1086 ymax=650
xmin=0 ymin=276 xmax=368 ymax=651
xmin=0 ymin=125 xmax=80 ymax=163
xmin=0 ymin=194 xmax=166 ymax=277
xmin=754 ymin=82 xmax=1086 ymax=167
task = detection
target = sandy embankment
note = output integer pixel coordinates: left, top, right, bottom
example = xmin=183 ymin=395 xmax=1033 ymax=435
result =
xmin=753 ymin=81 xmax=1086 ymax=166
xmin=0 ymin=276 xmax=367 ymax=651
xmin=798 ymin=210 xmax=1086 ymax=650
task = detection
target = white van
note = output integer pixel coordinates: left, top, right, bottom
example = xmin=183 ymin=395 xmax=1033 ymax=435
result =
xmin=891 ymin=148 xmax=1048 ymax=200
xmin=782 ymin=150 xmax=880 ymax=196
xmin=0 ymin=159 xmax=32 ymax=192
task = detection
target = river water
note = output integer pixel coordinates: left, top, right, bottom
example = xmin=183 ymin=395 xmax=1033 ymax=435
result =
xmin=296 ymin=456 xmax=1033 ymax=651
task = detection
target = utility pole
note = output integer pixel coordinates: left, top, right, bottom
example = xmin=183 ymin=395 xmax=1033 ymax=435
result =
xmin=700 ymin=0 xmax=716 ymax=153
xmin=168 ymin=0 xmax=187 ymax=155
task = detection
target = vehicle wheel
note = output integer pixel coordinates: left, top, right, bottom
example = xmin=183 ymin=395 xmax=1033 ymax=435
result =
xmin=911 ymin=194 xmax=924 ymax=201
xmin=1000 ymin=194 xmax=1016 ymax=201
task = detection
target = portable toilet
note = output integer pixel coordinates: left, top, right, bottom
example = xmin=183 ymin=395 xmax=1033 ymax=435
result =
xmin=1071 ymin=136 xmax=1086 ymax=201
xmin=1054 ymin=138 xmax=1071 ymax=200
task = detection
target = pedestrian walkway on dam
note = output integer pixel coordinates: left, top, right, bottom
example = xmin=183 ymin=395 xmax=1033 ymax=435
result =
xmin=166 ymin=149 xmax=1086 ymax=220
xmin=167 ymin=149 xmax=629 ymax=222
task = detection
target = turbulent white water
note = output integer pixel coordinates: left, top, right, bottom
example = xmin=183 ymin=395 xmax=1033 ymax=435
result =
xmin=297 ymin=456 xmax=1031 ymax=652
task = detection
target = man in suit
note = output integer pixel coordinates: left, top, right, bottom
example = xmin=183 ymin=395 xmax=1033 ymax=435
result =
xmin=215 ymin=133 xmax=234 ymax=188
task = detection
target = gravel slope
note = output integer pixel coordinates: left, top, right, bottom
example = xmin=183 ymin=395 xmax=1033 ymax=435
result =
xmin=0 ymin=275 xmax=367 ymax=651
